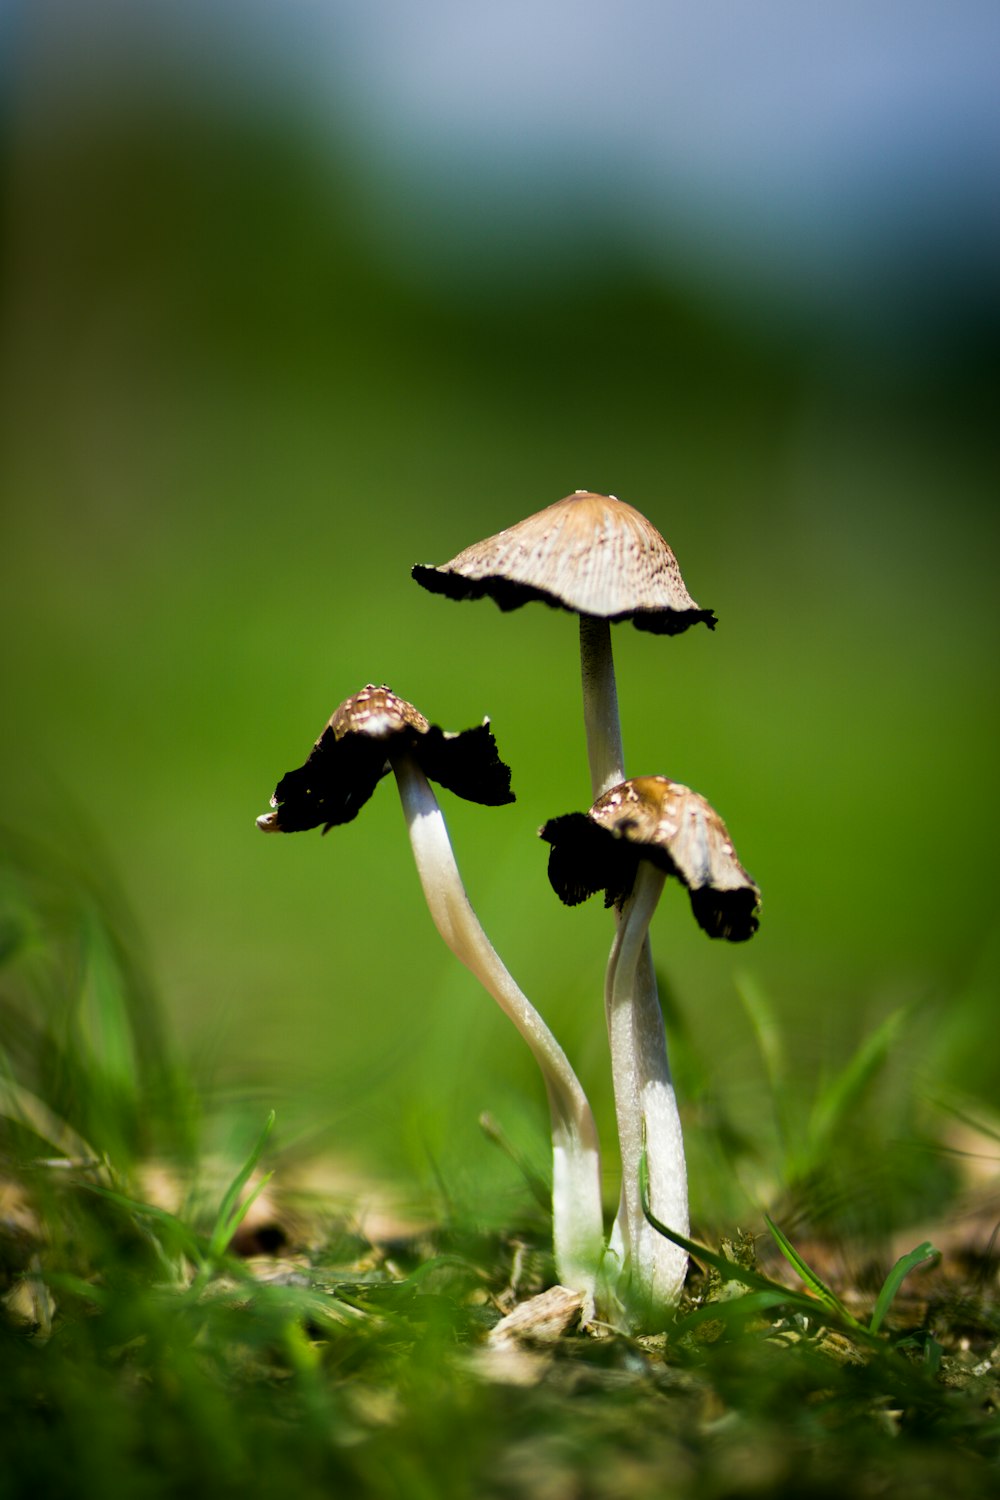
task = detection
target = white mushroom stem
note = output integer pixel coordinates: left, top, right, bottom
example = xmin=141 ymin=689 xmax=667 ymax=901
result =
xmin=605 ymin=862 xmax=689 ymax=1323
xmin=391 ymin=753 xmax=605 ymax=1304
xmin=579 ymin=616 xmax=625 ymax=799
xmin=578 ymin=611 xmax=690 ymax=1320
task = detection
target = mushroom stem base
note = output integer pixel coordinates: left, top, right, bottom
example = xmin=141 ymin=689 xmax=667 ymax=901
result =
xmin=606 ymin=863 xmax=689 ymax=1325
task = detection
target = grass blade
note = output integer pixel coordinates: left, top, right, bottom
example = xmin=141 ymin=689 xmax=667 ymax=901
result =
xmin=763 ymin=1212 xmax=862 ymax=1328
xmin=639 ymin=1151 xmax=871 ymax=1340
xmin=208 ymin=1110 xmax=276 ymax=1259
xmin=869 ymin=1241 xmax=938 ymax=1334
xmin=210 ymin=1171 xmax=274 ymax=1259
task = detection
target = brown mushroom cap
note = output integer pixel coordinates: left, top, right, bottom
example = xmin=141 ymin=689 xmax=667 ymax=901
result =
xmin=258 ymin=684 xmax=514 ymax=833
xmin=540 ymin=775 xmax=760 ymax=941
xmin=412 ymin=491 xmax=716 ymax=635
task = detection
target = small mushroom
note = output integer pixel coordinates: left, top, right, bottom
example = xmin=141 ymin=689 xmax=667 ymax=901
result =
xmin=543 ymin=776 xmax=761 ymax=942
xmin=258 ymin=685 xmax=604 ymax=1302
xmin=541 ymin=777 xmax=761 ymax=1325
xmin=256 ymin=683 xmax=513 ymax=832
xmin=412 ymin=490 xmax=714 ymax=797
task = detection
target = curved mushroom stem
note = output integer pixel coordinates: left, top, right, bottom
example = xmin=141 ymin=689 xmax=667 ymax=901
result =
xmin=579 ymin=612 xmax=690 ymax=1323
xmin=605 ymin=862 xmax=689 ymax=1326
xmin=391 ymin=752 xmax=605 ymax=1306
xmin=579 ymin=615 xmax=626 ymax=799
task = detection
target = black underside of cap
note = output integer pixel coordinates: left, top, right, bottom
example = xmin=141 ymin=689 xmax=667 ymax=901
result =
xmin=541 ymin=811 xmax=759 ymax=942
xmin=419 ymin=721 xmax=515 ymax=806
xmin=631 ymin=605 xmax=717 ymax=635
xmin=268 ymin=719 xmax=514 ymax=833
xmin=688 ymin=885 xmax=760 ymax=943
xmin=540 ymin=813 xmax=643 ymax=910
xmin=412 ymin=564 xmax=716 ymax=633
xmin=271 ymin=730 xmax=388 ymax=832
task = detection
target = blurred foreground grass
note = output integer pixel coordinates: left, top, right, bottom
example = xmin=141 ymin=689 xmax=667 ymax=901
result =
xmin=2 ymin=828 xmax=1000 ymax=1499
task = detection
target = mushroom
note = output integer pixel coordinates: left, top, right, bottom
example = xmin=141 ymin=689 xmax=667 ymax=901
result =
xmin=541 ymin=776 xmax=760 ymax=1325
xmin=412 ymin=489 xmax=715 ymax=798
xmin=257 ymin=685 xmax=604 ymax=1302
xmin=255 ymin=682 xmax=514 ymax=832
xmin=413 ymin=491 xmax=716 ymax=1318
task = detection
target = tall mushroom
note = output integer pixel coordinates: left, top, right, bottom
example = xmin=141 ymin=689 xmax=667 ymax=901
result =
xmin=542 ymin=776 xmax=760 ymax=1325
xmin=413 ymin=491 xmax=715 ymax=1315
xmin=257 ymin=685 xmax=605 ymax=1301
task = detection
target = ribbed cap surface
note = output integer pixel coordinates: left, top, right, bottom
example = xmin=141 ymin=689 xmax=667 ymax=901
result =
xmin=413 ymin=491 xmax=715 ymax=635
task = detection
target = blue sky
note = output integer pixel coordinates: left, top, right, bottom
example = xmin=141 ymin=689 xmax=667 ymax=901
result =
xmin=10 ymin=0 xmax=1000 ymax=323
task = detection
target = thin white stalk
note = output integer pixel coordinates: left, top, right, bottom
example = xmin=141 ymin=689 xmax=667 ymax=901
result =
xmin=579 ymin=615 xmax=625 ymax=799
xmin=578 ymin=611 xmax=690 ymax=1323
xmin=606 ymin=863 xmax=689 ymax=1323
xmin=391 ymin=753 xmax=604 ymax=1304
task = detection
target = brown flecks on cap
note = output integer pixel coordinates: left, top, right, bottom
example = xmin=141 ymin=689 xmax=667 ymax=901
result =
xmin=412 ymin=492 xmax=716 ymax=635
xmin=540 ymin=775 xmax=760 ymax=942
xmin=259 ymin=685 xmax=514 ymax=833
xmin=328 ymin=683 xmax=431 ymax=740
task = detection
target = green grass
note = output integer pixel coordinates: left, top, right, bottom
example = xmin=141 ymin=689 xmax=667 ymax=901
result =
xmin=2 ymin=836 xmax=999 ymax=1500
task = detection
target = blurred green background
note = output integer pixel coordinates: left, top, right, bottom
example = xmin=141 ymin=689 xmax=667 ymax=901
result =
xmin=2 ymin=3 xmax=998 ymax=1220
